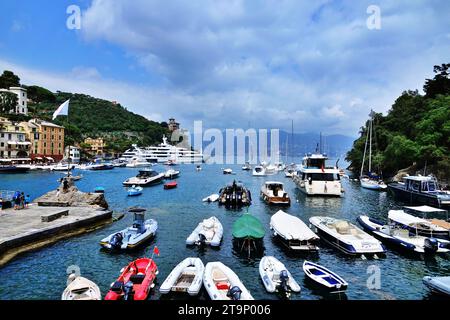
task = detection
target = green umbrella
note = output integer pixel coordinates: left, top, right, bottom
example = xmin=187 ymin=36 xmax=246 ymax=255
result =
xmin=232 ymin=213 xmax=265 ymax=240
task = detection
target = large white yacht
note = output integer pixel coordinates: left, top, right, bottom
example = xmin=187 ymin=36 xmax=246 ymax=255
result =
xmin=292 ymin=151 xmax=343 ymax=197
xmin=120 ymin=135 xmax=204 ymax=164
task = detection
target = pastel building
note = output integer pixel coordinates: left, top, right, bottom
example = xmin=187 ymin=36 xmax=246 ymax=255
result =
xmin=0 ymin=87 xmax=28 ymax=115
xmin=0 ymin=117 xmax=31 ymax=160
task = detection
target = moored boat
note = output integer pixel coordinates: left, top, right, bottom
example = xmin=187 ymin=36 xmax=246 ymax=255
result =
xmin=423 ymin=276 xmax=450 ymax=296
xmin=223 ymin=168 xmax=233 ymax=174
xmin=388 ymin=208 xmax=450 ymax=240
xmin=252 ymin=165 xmax=266 ymax=176
xmin=127 ymin=186 xmax=143 ymax=197
xmin=164 ymin=169 xmax=180 ymax=179
xmin=218 ymin=180 xmax=252 ymax=208
xmin=303 ymin=261 xmax=348 ymax=293
xmin=100 ymin=208 xmax=157 ymax=251
xmin=203 ymin=262 xmax=254 ymax=300
xmin=164 ymin=181 xmax=178 ymax=189
xmin=105 ymin=257 xmax=158 ymax=300
xmin=242 ymin=162 xmax=251 ymax=171
xmin=61 ymin=274 xmax=101 ymax=300
xmin=388 ymin=175 xmax=450 ymax=209
xmin=0 ymin=165 xmax=30 ymax=174
xmin=202 ymin=194 xmax=220 ymax=203
xmin=259 ymin=256 xmax=300 ymax=296
xmin=123 ymin=169 xmax=164 ymax=187
xmin=260 ymin=181 xmax=290 ymax=206
xmin=159 ymin=257 xmax=205 ymax=296
xmin=357 ymin=215 xmax=449 ymax=254
xmin=309 ymin=216 xmax=385 ymax=256
xmin=186 ymin=216 xmax=223 ymax=247
xmin=270 ymin=210 xmax=319 ymax=251
xmin=232 ymin=213 xmax=265 ymax=255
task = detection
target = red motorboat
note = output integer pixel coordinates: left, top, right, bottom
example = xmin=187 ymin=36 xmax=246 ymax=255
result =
xmin=104 ymin=258 xmax=158 ymax=300
xmin=164 ymin=181 xmax=178 ymax=189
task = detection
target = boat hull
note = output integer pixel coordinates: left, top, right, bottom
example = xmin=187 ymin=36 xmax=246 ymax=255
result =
xmin=388 ymin=183 xmax=450 ymax=209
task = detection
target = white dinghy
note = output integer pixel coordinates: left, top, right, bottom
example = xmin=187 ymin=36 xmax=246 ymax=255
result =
xmin=203 ymin=262 xmax=254 ymax=300
xmin=259 ymin=256 xmax=301 ymax=296
xmin=202 ymin=194 xmax=220 ymax=202
xmin=160 ymin=257 xmax=205 ymax=296
xmin=61 ymin=274 xmax=101 ymax=300
xmin=186 ymin=216 xmax=223 ymax=247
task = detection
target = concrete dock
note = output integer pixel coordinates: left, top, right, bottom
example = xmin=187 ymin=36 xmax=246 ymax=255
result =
xmin=0 ymin=204 xmax=112 ymax=267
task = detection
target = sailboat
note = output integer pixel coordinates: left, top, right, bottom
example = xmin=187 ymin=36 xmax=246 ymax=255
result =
xmin=360 ymin=110 xmax=387 ymax=190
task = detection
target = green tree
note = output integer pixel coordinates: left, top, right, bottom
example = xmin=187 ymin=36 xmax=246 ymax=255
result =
xmin=26 ymin=85 xmax=56 ymax=103
xmin=0 ymin=91 xmax=18 ymax=114
xmin=424 ymin=63 xmax=450 ymax=99
xmin=383 ymin=135 xmax=420 ymax=171
xmin=0 ymin=70 xmax=20 ymax=89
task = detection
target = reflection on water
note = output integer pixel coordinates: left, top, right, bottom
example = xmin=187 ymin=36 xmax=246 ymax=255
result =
xmin=0 ymin=163 xmax=449 ymax=300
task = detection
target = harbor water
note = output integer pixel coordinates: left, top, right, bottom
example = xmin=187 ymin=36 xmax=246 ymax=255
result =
xmin=0 ymin=163 xmax=449 ymax=300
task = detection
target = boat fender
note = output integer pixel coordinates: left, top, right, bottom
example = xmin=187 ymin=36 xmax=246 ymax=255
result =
xmin=123 ymin=281 xmax=134 ymax=300
xmin=226 ymin=286 xmax=242 ymax=301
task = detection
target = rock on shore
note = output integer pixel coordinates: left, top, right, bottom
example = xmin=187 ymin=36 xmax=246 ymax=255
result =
xmin=33 ymin=176 xmax=109 ymax=209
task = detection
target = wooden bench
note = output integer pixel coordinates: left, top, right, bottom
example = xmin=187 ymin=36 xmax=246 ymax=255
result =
xmin=41 ymin=209 xmax=69 ymax=222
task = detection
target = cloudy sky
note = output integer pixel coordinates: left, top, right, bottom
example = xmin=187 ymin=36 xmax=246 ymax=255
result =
xmin=0 ymin=0 xmax=449 ymax=136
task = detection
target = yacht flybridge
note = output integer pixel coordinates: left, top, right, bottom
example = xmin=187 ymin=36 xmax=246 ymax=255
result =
xmin=120 ymin=135 xmax=204 ymax=164
xmin=292 ymin=148 xmax=343 ymax=197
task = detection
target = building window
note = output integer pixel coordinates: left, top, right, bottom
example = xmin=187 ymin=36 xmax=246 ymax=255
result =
xmin=0 ymin=142 xmax=3 ymax=147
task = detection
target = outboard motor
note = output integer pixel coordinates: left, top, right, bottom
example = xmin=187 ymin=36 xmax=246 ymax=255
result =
xmin=123 ymin=280 xmax=134 ymax=300
xmin=424 ymin=237 xmax=439 ymax=254
xmin=109 ymin=233 xmax=123 ymax=250
xmin=279 ymin=270 xmax=290 ymax=293
xmin=197 ymin=233 xmax=207 ymax=246
xmin=227 ymin=286 xmax=242 ymax=300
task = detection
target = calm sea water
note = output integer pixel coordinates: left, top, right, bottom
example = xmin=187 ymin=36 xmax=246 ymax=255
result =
xmin=0 ymin=161 xmax=449 ymax=300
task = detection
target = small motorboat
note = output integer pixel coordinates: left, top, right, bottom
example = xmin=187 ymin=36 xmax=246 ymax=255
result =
xmin=218 ymin=180 xmax=252 ymax=208
xmin=196 ymin=165 xmax=202 ymax=171
xmin=309 ymin=216 xmax=385 ymax=256
xmin=260 ymin=181 xmax=291 ymax=206
xmin=357 ymin=215 xmax=450 ymax=254
xmin=423 ymin=276 xmax=450 ymax=296
xmin=223 ymin=168 xmax=233 ymax=174
xmin=186 ymin=216 xmax=223 ymax=247
xmin=123 ymin=169 xmax=165 ymax=187
xmin=164 ymin=181 xmax=178 ymax=189
xmin=203 ymin=262 xmax=254 ymax=300
xmin=242 ymin=162 xmax=251 ymax=171
xmin=127 ymin=186 xmax=143 ymax=197
xmin=0 ymin=165 xmax=30 ymax=174
xmin=303 ymin=261 xmax=348 ymax=293
xmin=270 ymin=210 xmax=319 ymax=251
xmin=61 ymin=274 xmax=101 ymax=300
xmin=160 ymin=257 xmax=205 ymax=296
xmin=100 ymin=208 xmax=157 ymax=251
xmin=232 ymin=213 xmax=265 ymax=256
xmin=164 ymin=169 xmax=180 ymax=179
xmin=105 ymin=257 xmax=158 ymax=300
xmin=388 ymin=208 xmax=450 ymax=240
xmin=202 ymin=194 xmax=220 ymax=203
xmin=252 ymin=165 xmax=266 ymax=176
xmin=94 ymin=186 xmax=105 ymax=193
xmin=265 ymin=164 xmax=277 ymax=175
xmin=259 ymin=256 xmax=300 ymax=296
xmin=284 ymin=168 xmax=297 ymax=178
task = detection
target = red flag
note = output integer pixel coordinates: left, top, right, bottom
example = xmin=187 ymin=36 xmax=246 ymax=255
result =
xmin=153 ymin=246 xmax=160 ymax=256
xmin=321 ymin=164 xmax=325 ymax=173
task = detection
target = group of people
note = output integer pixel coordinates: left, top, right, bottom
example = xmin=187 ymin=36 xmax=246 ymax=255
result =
xmin=13 ymin=191 xmax=31 ymax=210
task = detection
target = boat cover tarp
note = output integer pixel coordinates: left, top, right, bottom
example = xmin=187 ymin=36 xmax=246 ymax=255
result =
xmin=271 ymin=210 xmax=318 ymax=241
xmin=232 ymin=214 xmax=265 ymax=240
xmin=388 ymin=210 xmax=428 ymax=224
xmin=404 ymin=206 xmax=447 ymax=213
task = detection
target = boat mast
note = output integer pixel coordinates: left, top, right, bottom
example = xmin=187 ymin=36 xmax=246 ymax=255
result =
xmin=368 ymin=110 xmax=374 ymax=173
xmin=291 ymin=119 xmax=294 ymax=164
xmin=360 ymin=118 xmax=370 ymax=178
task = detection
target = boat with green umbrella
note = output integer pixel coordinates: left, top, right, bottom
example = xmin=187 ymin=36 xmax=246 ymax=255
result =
xmin=232 ymin=213 xmax=265 ymax=257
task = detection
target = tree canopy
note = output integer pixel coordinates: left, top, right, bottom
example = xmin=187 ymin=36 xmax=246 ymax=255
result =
xmin=0 ymin=70 xmax=20 ymax=89
xmin=346 ymin=63 xmax=450 ymax=181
